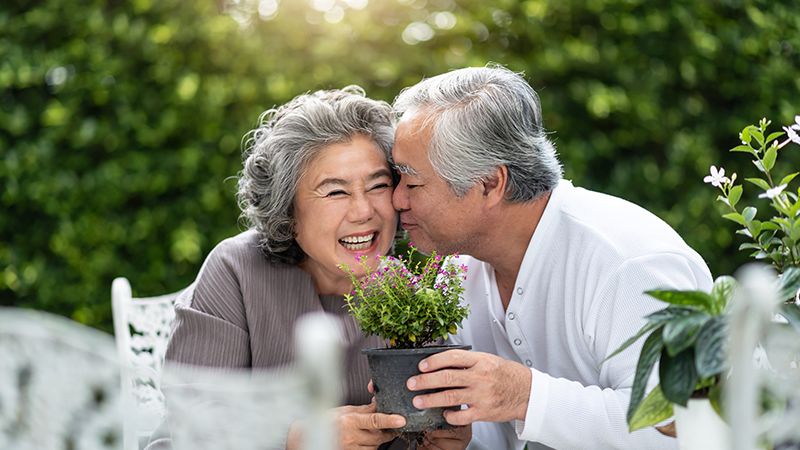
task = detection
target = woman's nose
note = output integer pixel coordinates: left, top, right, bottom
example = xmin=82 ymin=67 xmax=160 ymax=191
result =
xmin=348 ymin=193 xmax=376 ymax=223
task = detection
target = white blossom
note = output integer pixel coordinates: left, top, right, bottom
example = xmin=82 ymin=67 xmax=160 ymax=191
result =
xmin=704 ymin=165 xmax=729 ymax=187
xmin=759 ymin=184 xmax=787 ymax=199
xmin=784 ymin=125 xmax=800 ymax=145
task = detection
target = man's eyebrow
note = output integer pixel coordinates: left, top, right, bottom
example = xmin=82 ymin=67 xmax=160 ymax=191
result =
xmin=393 ymin=163 xmax=419 ymax=176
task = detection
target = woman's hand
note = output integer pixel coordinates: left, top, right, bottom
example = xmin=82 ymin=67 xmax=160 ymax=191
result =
xmin=336 ymin=401 xmax=405 ymax=449
xmin=419 ymin=425 xmax=472 ymax=450
xmin=287 ymin=400 xmax=405 ymax=450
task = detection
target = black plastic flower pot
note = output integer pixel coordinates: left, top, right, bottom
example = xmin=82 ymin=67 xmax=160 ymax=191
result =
xmin=361 ymin=345 xmax=472 ymax=432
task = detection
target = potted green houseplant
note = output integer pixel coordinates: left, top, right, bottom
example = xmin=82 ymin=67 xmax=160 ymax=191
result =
xmin=609 ymin=116 xmax=800 ymax=449
xmin=341 ymin=245 xmax=471 ymax=434
xmin=604 ymin=275 xmax=737 ymax=449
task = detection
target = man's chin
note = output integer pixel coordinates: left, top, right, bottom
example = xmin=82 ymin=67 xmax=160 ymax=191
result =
xmin=406 ymin=232 xmax=436 ymax=255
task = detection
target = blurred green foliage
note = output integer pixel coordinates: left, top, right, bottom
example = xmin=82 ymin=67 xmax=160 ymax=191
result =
xmin=1 ymin=0 xmax=798 ymax=332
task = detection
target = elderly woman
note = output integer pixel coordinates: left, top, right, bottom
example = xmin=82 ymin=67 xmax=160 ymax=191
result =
xmin=154 ymin=87 xmax=405 ymax=450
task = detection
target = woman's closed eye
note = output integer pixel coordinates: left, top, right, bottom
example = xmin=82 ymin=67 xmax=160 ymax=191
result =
xmin=325 ymin=189 xmax=348 ymax=197
xmin=368 ymin=182 xmax=392 ymax=192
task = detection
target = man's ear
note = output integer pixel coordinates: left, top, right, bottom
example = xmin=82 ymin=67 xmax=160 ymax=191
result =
xmin=481 ymin=165 xmax=508 ymax=208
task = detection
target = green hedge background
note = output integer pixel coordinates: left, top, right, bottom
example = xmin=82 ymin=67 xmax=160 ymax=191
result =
xmin=2 ymin=0 xmax=799 ymax=333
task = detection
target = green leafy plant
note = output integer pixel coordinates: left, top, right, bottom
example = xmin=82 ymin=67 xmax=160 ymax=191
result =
xmin=705 ymin=116 xmax=800 ymax=274
xmin=704 ymin=115 xmax=800 ymax=324
xmin=609 ymin=116 xmax=800 ymax=435
xmin=341 ymin=246 xmax=469 ymax=349
xmin=605 ymin=276 xmax=736 ymax=432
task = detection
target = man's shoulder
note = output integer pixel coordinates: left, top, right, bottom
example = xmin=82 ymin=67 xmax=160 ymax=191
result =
xmin=534 ymin=181 xmax=710 ymax=281
xmin=557 ymin=183 xmax=691 ymax=251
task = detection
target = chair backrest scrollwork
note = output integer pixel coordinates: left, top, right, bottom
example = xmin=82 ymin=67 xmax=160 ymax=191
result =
xmin=111 ymin=277 xmax=182 ymax=450
xmin=0 ymin=308 xmax=125 ymax=450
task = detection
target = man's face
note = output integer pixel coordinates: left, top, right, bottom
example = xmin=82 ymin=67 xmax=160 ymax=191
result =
xmin=391 ymin=112 xmax=484 ymax=256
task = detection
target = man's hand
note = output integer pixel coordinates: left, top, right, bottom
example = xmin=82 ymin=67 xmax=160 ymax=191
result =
xmin=406 ymin=350 xmax=532 ymax=425
xmin=419 ymin=425 xmax=471 ymax=450
xmin=287 ymin=401 xmax=405 ymax=450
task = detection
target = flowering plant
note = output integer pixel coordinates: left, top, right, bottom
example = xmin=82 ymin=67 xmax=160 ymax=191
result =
xmin=704 ymin=116 xmax=800 ymax=274
xmin=341 ymin=246 xmax=469 ymax=349
xmin=608 ymin=116 xmax=800 ymax=437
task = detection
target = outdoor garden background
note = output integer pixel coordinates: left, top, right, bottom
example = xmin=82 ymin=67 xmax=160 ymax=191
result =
xmin=2 ymin=0 xmax=799 ymax=334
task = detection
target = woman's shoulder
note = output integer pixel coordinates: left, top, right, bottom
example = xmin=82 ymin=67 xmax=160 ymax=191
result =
xmin=203 ymin=230 xmax=307 ymax=284
xmin=208 ymin=230 xmax=273 ymax=268
xmin=212 ymin=229 xmax=262 ymax=257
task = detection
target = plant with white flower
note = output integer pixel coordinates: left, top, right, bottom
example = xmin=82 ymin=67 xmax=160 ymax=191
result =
xmin=705 ymin=116 xmax=800 ymax=273
xmin=703 ymin=165 xmax=730 ymax=187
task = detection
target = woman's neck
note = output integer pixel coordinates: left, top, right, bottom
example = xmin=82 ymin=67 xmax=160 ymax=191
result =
xmin=297 ymin=260 xmax=354 ymax=296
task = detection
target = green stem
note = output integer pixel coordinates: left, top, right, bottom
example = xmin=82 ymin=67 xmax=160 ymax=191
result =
xmin=759 ymin=156 xmax=776 ymax=188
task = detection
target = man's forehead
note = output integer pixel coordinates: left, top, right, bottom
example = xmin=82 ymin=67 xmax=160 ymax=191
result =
xmin=397 ymin=106 xmax=439 ymax=134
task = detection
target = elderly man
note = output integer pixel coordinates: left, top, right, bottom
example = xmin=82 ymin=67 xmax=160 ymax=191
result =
xmin=391 ymin=65 xmax=713 ymax=450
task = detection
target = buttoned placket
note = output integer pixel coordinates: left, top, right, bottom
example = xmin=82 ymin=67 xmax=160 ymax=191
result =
xmin=506 ymin=276 xmax=538 ymax=369
xmin=484 ymin=263 xmax=533 ymax=367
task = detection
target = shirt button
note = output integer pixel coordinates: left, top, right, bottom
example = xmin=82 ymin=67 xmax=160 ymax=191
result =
xmin=508 ymin=312 xmax=515 ymax=320
xmin=516 ymin=287 xmax=523 ymax=295
xmin=514 ymin=339 xmax=522 ymax=346
xmin=526 ymin=360 xmax=532 ymax=367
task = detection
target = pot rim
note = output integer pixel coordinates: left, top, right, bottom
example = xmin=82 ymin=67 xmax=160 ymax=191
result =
xmin=361 ymin=344 xmax=471 ymax=355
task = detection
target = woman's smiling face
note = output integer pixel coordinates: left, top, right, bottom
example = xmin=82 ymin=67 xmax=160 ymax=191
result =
xmin=294 ymin=135 xmax=398 ymax=295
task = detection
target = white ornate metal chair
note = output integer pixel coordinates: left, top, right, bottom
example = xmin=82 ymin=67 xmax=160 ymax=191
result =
xmin=111 ymin=277 xmax=183 ymax=450
xmin=160 ymin=313 xmax=343 ymax=450
xmin=1 ymin=305 xmax=341 ymax=450
xmin=0 ymin=307 xmax=126 ymax=450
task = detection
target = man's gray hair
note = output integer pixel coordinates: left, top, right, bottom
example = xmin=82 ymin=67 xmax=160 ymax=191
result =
xmin=237 ymin=86 xmax=395 ymax=265
xmin=393 ymin=64 xmax=562 ymax=201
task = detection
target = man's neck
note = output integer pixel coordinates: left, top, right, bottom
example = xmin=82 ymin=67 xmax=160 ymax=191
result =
xmin=474 ymin=191 xmax=551 ymax=310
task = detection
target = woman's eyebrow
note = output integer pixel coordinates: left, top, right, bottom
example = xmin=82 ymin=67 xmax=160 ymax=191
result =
xmin=315 ymin=178 xmax=349 ymax=190
xmin=368 ymin=168 xmax=393 ymax=181
xmin=314 ymin=169 xmax=392 ymax=190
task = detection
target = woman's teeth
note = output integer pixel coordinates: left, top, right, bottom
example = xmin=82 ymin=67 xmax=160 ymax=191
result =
xmin=340 ymin=233 xmax=375 ymax=250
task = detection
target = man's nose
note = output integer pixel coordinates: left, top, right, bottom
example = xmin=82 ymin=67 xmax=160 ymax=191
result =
xmin=393 ymin=178 xmax=410 ymax=212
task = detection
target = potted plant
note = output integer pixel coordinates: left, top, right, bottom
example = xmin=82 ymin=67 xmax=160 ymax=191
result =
xmin=341 ymin=245 xmax=470 ymax=434
xmin=608 ymin=115 xmax=800 ymax=449
xmin=604 ymin=275 xmax=737 ymax=449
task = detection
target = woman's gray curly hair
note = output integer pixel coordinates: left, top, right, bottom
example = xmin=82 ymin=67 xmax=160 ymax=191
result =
xmin=237 ymin=86 xmax=395 ymax=265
